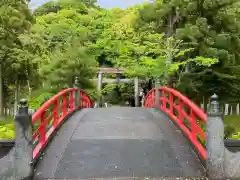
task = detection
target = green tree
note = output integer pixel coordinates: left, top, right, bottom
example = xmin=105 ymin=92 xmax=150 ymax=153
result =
xmin=137 ymin=0 xmax=240 ymax=104
xmin=0 ymin=0 xmax=34 ymax=115
xmin=32 ymin=0 xmax=99 ymax=92
xmin=95 ymin=6 xmax=217 ymax=85
xmin=34 ymin=0 xmax=98 ymax=16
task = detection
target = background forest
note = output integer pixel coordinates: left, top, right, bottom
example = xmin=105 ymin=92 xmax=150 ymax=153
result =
xmin=0 ymin=0 xmax=240 ymax=139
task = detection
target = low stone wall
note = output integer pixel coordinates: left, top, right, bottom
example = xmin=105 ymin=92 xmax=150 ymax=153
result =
xmin=0 ymin=140 xmax=14 ymax=158
xmin=225 ymin=139 xmax=240 ymax=152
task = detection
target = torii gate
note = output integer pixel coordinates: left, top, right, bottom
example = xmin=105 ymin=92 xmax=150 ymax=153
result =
xmin=97 ymin=67 xmax=141 ymax=107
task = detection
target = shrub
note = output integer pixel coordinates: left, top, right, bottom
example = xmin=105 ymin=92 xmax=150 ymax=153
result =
xmin=28 ymin=91 xmax=53 ymax=110
xmin=224 ymin=125 xmax=236 ymax=139
xmin=0 ymin=123 xmax=15 ymax=139
xmin=231 ymin=132 xmax=240 ymax=139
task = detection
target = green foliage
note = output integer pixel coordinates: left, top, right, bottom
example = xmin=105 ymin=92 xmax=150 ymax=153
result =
xmin=0 ymin=0 xmax=240 ymax=140
xmin=101 ymin=83 xmax=134 ymax=105
xmin=137 ymin=0 xmax=240 ymax=100
xmin=0 ymin=0 xmax=102 ymax=113
xmin=1 ymin=0 xmax=240 ymax=112
xmin=0 ymin=0 xmax=36 ymax=114
xmin=34 ymin=0 xmax=98 ymax=16
xmin=31 ymin=0 xmax=100 ymax=92
xmin=0 ymin=124 xmax=15 ymax=139
xmin=222 ymin=115 xmax=240 ymax=139
xmin=85 ymin=88 xmax=99 ymax=101
xmin=231 ymin=132 xmax=240 ymax=139
xmin=0 ymin=117 xmax=15 ymax=139
xmin=225 ymin=125 xmax=236 ymax=139
xmin=28 ymin=91 xmax=54 ymax=109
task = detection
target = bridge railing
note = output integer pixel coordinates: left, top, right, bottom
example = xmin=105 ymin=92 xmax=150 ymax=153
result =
xmin=144 ymin=86 xmax=207 ymax=160
xmin=32 ymin=88 xmax=91 ymax=159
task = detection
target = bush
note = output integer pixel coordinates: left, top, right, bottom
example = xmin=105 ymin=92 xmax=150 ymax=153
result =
xmin=231 ymin=132 xmax=240 ymax=139
xmin=28 ymin=91 xmax=53 ymax=109
xmin=224 ymin=125 xmax=236 ymax=139
xmin=0 ymin=123 xmax=15 ymax=139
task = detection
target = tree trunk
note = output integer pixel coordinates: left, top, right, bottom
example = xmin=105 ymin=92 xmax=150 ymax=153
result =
xmin=25 ymin=70 xmax=31 ymax=96
xmin=165 ymin=38 xmax=174 ymax=87
xmin=165 ymin=14 xmax=180 ymax=88
xmin=14 ymin=78 xmax=19 ymax=114
xmin=203 ymin=96 xmax=208 ymax=112
xmin=0 ymin=64 xmax=3 ymax=117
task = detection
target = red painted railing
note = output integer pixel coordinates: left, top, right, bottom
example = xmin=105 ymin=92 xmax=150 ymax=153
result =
xmin=144 ymin=86 xmax=207 ymax=160
xmin=32 ymin=88 xmax=91 ymax=159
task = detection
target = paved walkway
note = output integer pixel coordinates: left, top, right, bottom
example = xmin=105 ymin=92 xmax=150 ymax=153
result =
xmin=33 ymin=107 xmax=206 ymax=179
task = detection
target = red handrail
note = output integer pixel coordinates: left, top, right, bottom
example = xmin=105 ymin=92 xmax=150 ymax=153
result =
xmin=32 ymin=88 xmax=91 ymax=159
xmin=144 ymin=86 xmax=207 ymax=160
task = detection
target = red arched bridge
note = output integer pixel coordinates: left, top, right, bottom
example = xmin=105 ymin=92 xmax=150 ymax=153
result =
xmin=1 ymin=85 xmax=240 ymax=180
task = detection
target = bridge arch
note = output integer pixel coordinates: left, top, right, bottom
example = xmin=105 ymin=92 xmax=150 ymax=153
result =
xmin=0 ymin=83 xmax=240 ymax=180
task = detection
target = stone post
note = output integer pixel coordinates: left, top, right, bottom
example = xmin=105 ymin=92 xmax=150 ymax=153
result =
xmin=207 ymin=94 xmax=240 ymax=179
xmin=206 ymin=94 xmax=226 ymax=179
xmin=74 ymin=76 xmax=80 ymax=108
xmin=0 ymin=99 xmax=33 ymax=180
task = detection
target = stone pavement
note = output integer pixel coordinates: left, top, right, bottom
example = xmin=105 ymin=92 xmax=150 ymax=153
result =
xmin=33 ymin=107 xmax=206 ymax=179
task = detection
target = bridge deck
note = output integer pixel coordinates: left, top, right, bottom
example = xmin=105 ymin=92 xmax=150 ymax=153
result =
xmin=33 ymin=107 xmax=205 ymax=179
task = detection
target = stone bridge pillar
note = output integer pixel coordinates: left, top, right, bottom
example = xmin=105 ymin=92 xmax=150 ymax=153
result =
xmin=74 ymin=76 xmax=80 ymax=107
xmin=206 ymin=94 xmax=226 ymax=179
xmin=207 ymin=94 xmax=240 ymax=179
xmin=0 ymin=99 xmax=33 ymax=180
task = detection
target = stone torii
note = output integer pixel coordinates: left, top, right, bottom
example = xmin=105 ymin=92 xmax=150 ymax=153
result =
xmin=97 ymin=67 xmax=142 ymax=107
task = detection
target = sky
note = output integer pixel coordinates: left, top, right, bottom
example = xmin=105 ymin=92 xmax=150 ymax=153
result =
xmin=29 ymin=0 xmax=147 ymax=10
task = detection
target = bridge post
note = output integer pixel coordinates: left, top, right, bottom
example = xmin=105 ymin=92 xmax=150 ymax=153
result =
xmin=0 ymin=99 xmax=33 ymax=180
xmin=206 ymin=94 xmax=226 ymax=179
xmin=74 ymin=76 xmax=80 ymax=108
xmin=154 ymin=78 xmax=160 ymax=108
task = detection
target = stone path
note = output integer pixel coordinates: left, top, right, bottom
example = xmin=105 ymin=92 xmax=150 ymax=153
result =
xmin=33 ymin=107 xmax=206 ymax=179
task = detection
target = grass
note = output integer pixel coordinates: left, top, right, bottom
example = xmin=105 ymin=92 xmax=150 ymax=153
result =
xmin=224 ymin=115 xmax=240 ymax=139
xmin=0 ymin=116 xmax=15 ymax=140
xmin=0 ymin=115 xmax=54 ymax=140
xmin=224 ymin=115 xmax=240 ymax=131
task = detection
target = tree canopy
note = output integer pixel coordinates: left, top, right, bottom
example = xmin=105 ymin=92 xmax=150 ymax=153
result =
xmin=136 ymin=0 xmax=240 ymax=102
xmin=0 ymin=0 xmax=239 ymax=113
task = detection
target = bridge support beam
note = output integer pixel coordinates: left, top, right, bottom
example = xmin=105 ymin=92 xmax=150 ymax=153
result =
xmin=207 ymin=94 xmax=240 ymax=179
xmin=0 ymin=99 xmax=33 ymax=180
